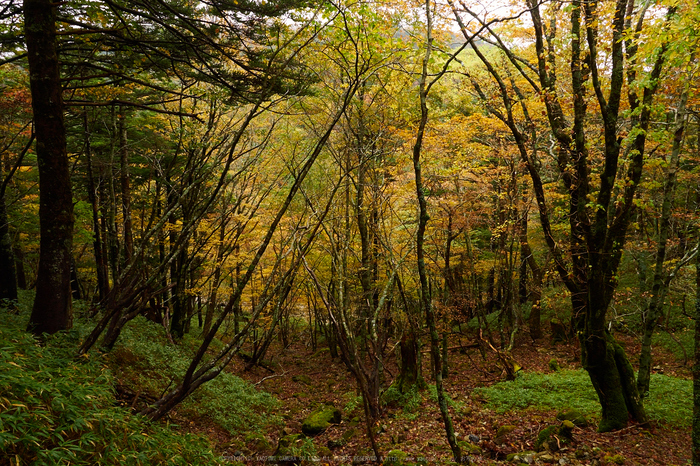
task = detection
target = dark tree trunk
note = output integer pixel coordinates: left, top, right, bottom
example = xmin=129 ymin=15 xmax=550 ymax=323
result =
xmin=395 ymin=331 xmax=424 ymax=393
xmin=518 ymin=203 xmax=543 ymax=340
xmin=13 ymin=243 xmax=27 ymax=290
xmin=83 ymin=110 xmax=109 ymax=302
xmin=118 ymin=112 xmax=133 ymax=263
xmin=0 ymin=196 xmax=17 ymax=303
xmin=70 ymin=258 xmax=82 ymax=300
xmin=25 ymin=0 xmax=74 ymax=334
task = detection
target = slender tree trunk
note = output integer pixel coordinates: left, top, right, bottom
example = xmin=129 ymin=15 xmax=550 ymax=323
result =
xmin=518 ymin=199 xmax=543 ymax=339
xmin=13 ymin=242 xmax=27 ymax=290
xmin=637 ymin=86 xmax=688 ymax=398
xmin=693 ymin=232 xmax=700 ymax=466
xmin=0 ymin=195 xmax=17 ymax=303
xmin=106 ymin=109 xmax=119 ymax=281
xmin=413 ymin=2 xmax=461 ymax=460
xmin=203 ymin=212 xmax=227 ymax=336
xmin=119 ymin=112 xmax=133 ymax=263
xmin=25 ymin=0 xmax=74 ymax=334
xmin=83 ymin=110 xmax=109 ymax=302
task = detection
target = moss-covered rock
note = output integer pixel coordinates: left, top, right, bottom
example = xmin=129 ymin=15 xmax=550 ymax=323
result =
xmin=603 ymin=453 xmax=626 ymax=464
xmin=274 ymin=433 xmax=307 ymax=459
xmin=548 ymin=358 xmax=561 ymax=371
xmin=556 ymin=408 xmax=588 ymax=427
xmin=327 ymin=427 xmax=356 ymax=449
xmin=535 ymin=421 xmax=575 ymax=452
xmin=495 ymin=425 xmax=516 ymax=444
xmin=458 ymin=440 xmax=483 ymax=455
xmin=383 ymin=449 xmax=408 ymax=465
xmin=550 ymin=318 xmax=567 ymax=344
xmin=301 ymin=404 xmax=341 ymax=435
xmin=535 ymin=426 xmax=556 ymax=451
xmin=506 ymin=451 xmax=535 ymax=462
xmin=244 ymin=432 xmax=271 ymax=452
xmin=292 ymin=374 xmax=313 ymax=386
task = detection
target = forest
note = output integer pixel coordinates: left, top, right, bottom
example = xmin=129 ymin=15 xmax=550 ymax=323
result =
xmin=0 ymin=0 xmax=699 ymax=464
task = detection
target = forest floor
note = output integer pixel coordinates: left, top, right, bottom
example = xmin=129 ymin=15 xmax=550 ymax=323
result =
xmin=171 ymin=329 xmax=692 ymax=466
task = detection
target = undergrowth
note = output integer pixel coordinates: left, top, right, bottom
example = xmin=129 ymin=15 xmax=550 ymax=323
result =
xmin=475 ymin=369 xmax=691 ymax=427
xmin=112 ymin=316 xmax=281 ymax=436
xmin=0 ymin=305 xmax=221 ymax=465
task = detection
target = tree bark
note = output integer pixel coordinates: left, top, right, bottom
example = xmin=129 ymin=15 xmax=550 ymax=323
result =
xmin=0 ymin=196 xmax=17 ymax=303
xmin=25 ymin=0 xmax=74 ymax=334
xmin=693 ymin=232 xmax=700 ymax=466
xmin=118 ymin=112 xmax=133 ymax=264
xmin=83 ymin=109 xmax=109 ymax=302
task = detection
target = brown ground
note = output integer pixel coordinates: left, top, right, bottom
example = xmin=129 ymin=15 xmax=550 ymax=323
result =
xmin=174 ymin=329 xmax=692 ymax=466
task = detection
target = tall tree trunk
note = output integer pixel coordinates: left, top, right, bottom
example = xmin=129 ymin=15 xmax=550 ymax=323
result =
xmin=83 ymin=110 xmax=109 ymax=302
xmin=518 ymin=199 xmax=543 ymax=339
xmin=118 ymin=112 xmax=133 ymax=264
xmin=25 ymin=0 xmax=74 ymax=334
xmin=637 ymin=85 xmax=689 ymax=398
xmin=203 ymin=211 xmax=227 ymax=336
xmin=0 ymin=196 xmax=17 ymax=303
xmin=693 ymin=232 xmax=700 ymax=466
xmin=413 ymin=2 xmax=461 ymax=460
xmin=13 ymin=242 xmax=27 ymax=290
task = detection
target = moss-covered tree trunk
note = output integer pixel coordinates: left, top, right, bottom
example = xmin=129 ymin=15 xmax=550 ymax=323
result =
xmin=396 ymin=331 xmax=424 ymax=393
xmin=637 ymin=86 xmax=688 ymax=398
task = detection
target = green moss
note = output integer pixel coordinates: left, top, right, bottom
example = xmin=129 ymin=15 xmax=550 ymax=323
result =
xmin=535 ymin=426 xmax=556 ymax=451
xmin=495 ymin=425 xmax=516 ymax=443
xmin=383 ymin=449 xmax=408 ymax=465
xmin=548 ymin=358 xmax=561 ymax=371
xmin=603 ymin=454 xmax=626 ymax=464
xmin=301 ymin=404 xmax=341 ymax=435
xmin=292 ymin=374 xmax=313 ymax=385
xmin=556 ymin=408 xmax=589 ymax=427
xmin=458 ymin=441 xmax=483 ymax=455
xmin=477 ymin=368 xmax=692 ymax=428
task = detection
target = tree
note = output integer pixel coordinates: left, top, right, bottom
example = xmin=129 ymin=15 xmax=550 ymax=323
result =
xmin=24 ymin=0 xmax=74 ymax=334
xmin=450 ymin=0 xmax=675 ymax=431
xmin=0 ymin=66 xmax=33 ymax=305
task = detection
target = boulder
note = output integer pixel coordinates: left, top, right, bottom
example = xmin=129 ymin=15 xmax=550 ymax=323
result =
xmin=301 ymin=404 xmax=341 ymax=435
xmin=495 ymin=425 xmax=517 ymax=444
xmin=535 ymin=421 xmax=575 ymax=452
xmin=292 ymin=374 xmax=313 ymax=386
xmin=550 ymin=318 xmax=567 ymax=344
xmin=556 ymin=408 xmax=588 ymax=428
